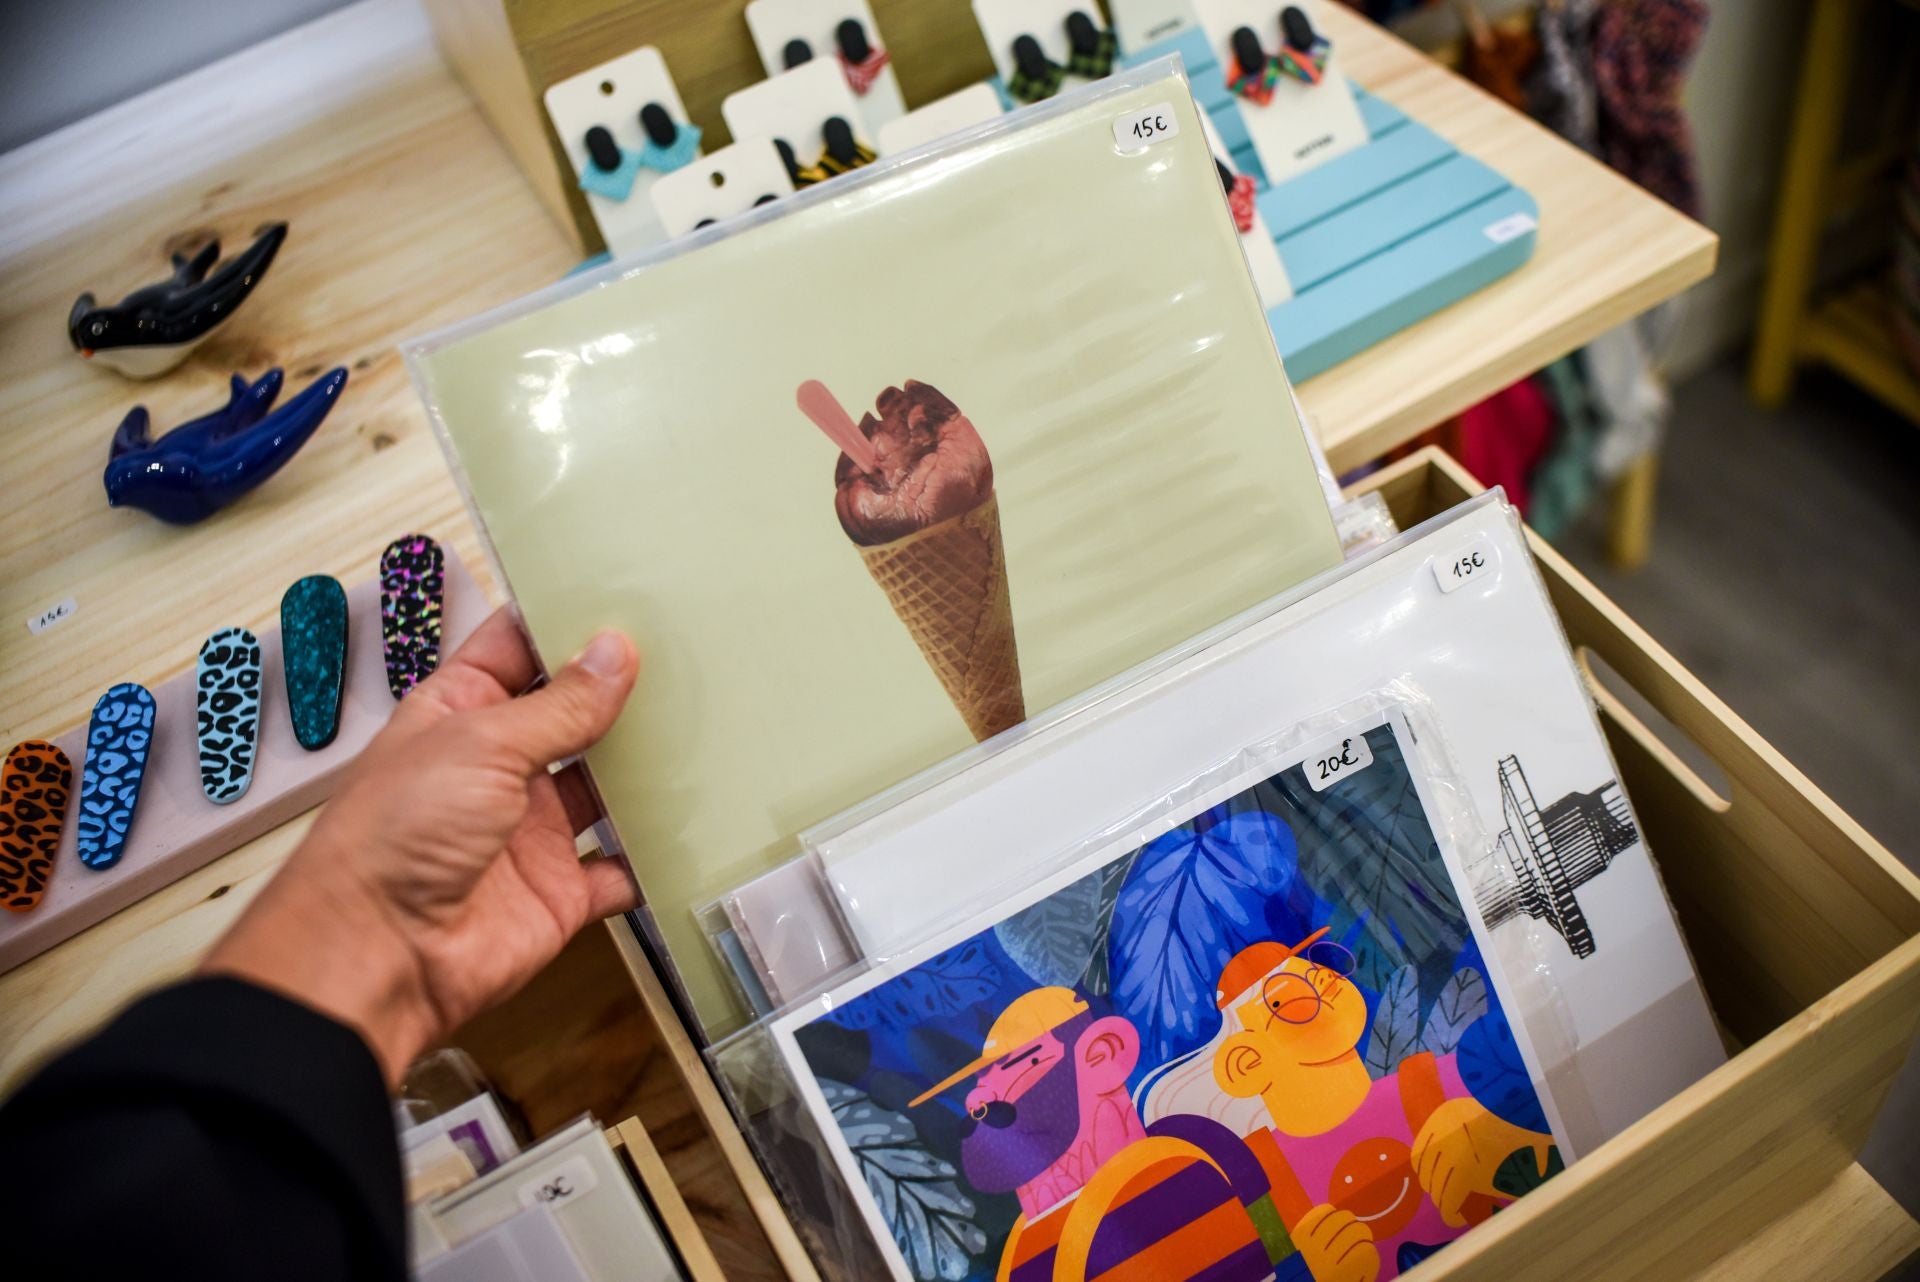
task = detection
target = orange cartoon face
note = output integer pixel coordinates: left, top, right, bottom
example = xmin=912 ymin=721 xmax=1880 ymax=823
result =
xmin=1228 ymin=953 xmax=1369 ymax=1068
xmin=1330 ymin=1138 xmax=1419 ymax=1240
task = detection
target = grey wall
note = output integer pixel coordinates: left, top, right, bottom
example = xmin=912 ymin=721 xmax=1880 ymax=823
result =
xmin=0 ymin=0 xmax=355 ymax=153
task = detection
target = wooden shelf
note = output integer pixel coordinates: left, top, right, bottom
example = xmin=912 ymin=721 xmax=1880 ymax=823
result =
xmin=1799 ymin=280 xmax=1920 ymax=426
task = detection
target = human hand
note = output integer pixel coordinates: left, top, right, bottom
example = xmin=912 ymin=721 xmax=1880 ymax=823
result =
xmin=1411 ymin=1097 xmax=1554 ymax=1228
xmin=1294 ymin=1203 xmax=1379 ymax=1282
xmin=202 ymin=608 xmax=640 ymax=1085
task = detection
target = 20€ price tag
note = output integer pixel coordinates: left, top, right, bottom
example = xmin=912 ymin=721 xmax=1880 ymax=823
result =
xmin=1306 ymin=732 xmax=1375 ymax=792
xmin=1114 ymin=102 xmax=1180 ymax=152
xmin=1433 ymin=535 xmax=1499 ymax=594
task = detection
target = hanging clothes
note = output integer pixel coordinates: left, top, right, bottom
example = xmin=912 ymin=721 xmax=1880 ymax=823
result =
xmin=1528 ymin=0 xmax=1600 ymax=152
xmin=1460 ymin=1 xmax=1540 ymax=112
xmin=1527 ymin=356 xmax=1603 ymax=540
xmin=1591 ymin=0 xmax=1709 ymax=219
xmin=1455 ymin=375 xmax=1558 ymax=513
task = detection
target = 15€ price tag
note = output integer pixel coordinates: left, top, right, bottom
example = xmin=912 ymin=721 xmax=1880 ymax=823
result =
xmin=1306 ymin=731 xmax=1375 ymax=792
xmin=1433 ymin=535 xmax=1499 ymax=594
xmin=1114 ymin=102 xmax=1180 ymax=152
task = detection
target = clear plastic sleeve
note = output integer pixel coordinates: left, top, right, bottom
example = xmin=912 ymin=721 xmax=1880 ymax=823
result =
xmin=403 ymin=60 xmax=1348 ymax=1039
xmin=710 ymin=687 xmax=1591 ymax=1282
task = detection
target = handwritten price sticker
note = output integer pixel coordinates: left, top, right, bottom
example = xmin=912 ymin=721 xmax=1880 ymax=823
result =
xmin=1306 ymin=732 xmax=1375 ymax=792
xmin=1433 ymin=536 xmax=1499 ymax=595
xmin=1113 ymin=102 xmax=1180 ymax=152
xmin=26 ymin=596 xmax=77 ymax=635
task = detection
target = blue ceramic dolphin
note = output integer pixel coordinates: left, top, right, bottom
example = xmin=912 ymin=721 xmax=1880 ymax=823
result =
xmin=104 ymin=365 xmax=348 ymax=525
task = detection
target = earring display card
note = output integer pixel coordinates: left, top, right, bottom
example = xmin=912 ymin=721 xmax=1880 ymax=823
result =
xmin=806 ymin=493 xmax=1724 ymax=1158
xmin=974 ymin=0 xmax=1105 ymax=89
xmin=408 ymin=67 xmax=1344 ymax=1033
xmin=877 ymin=84 xmax=1005 ymax=157
xmin=772 ymin=709 xmax=1567 ymax=1282
xmin=722 ymin=58 xmax=874 ymax=176
xmin=1193 ymin=0 xmax=1369 ymax=183
xmin=650 ymin=140 xmax=797 ymax=239
xmin=0 ymin=549 xmax=489 ymax=975
xmin=745 ymin=0 xmax=907 ymax=136
xmin=545 ymin=47 xmax=698 ymax=260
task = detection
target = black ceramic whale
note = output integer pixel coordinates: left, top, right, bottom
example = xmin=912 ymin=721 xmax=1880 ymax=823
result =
xmin=69 ymin=222 xmax=288 ymax=378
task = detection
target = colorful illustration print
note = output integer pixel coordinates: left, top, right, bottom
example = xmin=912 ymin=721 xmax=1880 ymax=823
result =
xmin=197 ymin=626 xmax=263 ymax=804
xmin=1 ymin=740 xmax=73 ymax=912
xmin=787 ymin=720 xmax=1561 ymax=1282
xmin=282 ymin=574 xmax=348 ymax=750
xmin=77 ymin=683 xmax=156 ymax=870
xmin=380 ymin=533 xmax=444 ymax=700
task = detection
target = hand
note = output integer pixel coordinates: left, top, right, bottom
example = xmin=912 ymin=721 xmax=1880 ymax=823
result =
xmin=1294 ymin=1203 xmax=1379 ymax=1282
xmin=1411 ymin=1097 xmax=1554 ymax=1228
xmin=202 ymin=608 xmax=640 ymax=1085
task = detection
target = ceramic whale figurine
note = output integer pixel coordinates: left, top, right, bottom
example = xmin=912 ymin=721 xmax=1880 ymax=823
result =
xmin=104 ymin=365 xmax=348 ymax=524
xmin=69 ymin=222 xmax=288 ymax=378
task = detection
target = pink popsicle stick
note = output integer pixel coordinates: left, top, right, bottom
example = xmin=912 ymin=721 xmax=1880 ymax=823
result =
xmin=796 ymin=380 xmax=880 ymax=475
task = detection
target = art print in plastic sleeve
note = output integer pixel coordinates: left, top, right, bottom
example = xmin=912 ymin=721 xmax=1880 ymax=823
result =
xmin=770 ymin=710 xmax=1563 ymax=1282
xmin=407 ymin=65 xmax=1343 ymax=1033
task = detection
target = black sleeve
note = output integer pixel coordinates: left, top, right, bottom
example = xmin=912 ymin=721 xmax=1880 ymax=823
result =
xmin=0 ymin=976 xmax=406 ymax=1282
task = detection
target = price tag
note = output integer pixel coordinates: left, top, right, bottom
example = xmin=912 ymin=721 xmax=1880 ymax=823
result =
xmin=1114 ymin=102 xmax=1180 ymax=152
xmin=26 ymin=596 xmax=77 ymax=635
xmin=1306 ymin=732 xmax=1375 ymax=792
xmin=516 ymin=1154 xmax=599 ymax=1210
xmin=1483 ymin=211 xmax=1537 ymax=244
xmin=1433 ymin=536 xmax=1499 ymax=594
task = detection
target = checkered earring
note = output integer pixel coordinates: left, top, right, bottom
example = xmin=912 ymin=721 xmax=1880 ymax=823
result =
xmin=1007 ymin=34 xmax=1065 ymax=104
xmin=1064 ymin=10 xmax=1117 ymax=80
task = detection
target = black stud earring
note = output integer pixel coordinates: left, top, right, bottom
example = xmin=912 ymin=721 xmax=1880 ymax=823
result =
xmin=585 ymin=125 xmax=621 ymax=173
xmin=1066 ymin=10 xmax=1098 ymax=56
xmin=1232 ymin=26 xmax=1267 ymax=78
xmin=1282 ymin=5 xmax=1316 ymax=52
xmin=754 ymin=192 xmax=780 ymax=206
xmin=1013 ymin=34 xmax=1050 ymax=80
xmin=639 ymin=102 xmax=677 ymax=148
xmin=783 ymin=38 xmax=813 ymax=69
xmin=823 ymin=116 xmax=858 ymax=166
xmin=836 ymin=17 xmax=871 ymax=64
xmin=774 ymin=137 xmax=804 ymax=184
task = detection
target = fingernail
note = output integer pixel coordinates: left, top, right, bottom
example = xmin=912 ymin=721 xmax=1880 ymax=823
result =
xmin=574 ymin=632 xmax=627 ymax=678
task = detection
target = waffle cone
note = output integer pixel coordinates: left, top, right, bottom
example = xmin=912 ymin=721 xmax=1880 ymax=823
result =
xmin=857 ymin=493 xmax=1024 ymax=741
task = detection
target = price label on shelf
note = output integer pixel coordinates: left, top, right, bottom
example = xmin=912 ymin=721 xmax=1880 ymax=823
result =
xmin=1114 ymin=102 xmax=1180 ymax=152
xmin=1433 ymin=536 xmax=1499 ymax=594
xmin=26 ymin=596 xmax=77 ymax=635
xmin=1306 ymin=732 xmax=1375 ymax=792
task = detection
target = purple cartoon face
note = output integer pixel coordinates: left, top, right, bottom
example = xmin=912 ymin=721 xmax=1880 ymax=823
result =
xmin=958 ymin=1016 xmax=1090 ymax=1193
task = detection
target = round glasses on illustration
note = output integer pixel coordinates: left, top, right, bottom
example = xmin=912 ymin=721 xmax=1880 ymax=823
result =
xmin=1259 ymin=939 xmax=1357 ymax=1024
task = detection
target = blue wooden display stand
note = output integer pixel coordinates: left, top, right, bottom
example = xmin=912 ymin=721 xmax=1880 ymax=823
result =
xmin=1115 ymin=28 xmax=1539 ymax=381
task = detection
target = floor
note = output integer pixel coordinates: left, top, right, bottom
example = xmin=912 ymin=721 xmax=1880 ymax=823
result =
xmin=1557 ymin=356 xmax=1920 ymax=1248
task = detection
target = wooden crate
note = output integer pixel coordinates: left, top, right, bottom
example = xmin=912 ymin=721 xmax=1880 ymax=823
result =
xmin=582 ymin=446 xmax=1920 ymax=1281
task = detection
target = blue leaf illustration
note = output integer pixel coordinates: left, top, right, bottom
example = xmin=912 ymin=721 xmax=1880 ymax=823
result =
xmin=1365 ymin=964 xmax=1422 ymax=1077
xmin=1421 ymin=967 xmax=1489 ymax=1056
xmin=994 ymin=867 xmax=1104 ymax=987
xmin=1110 ymin=807 xmax=1297 ymax=1067
xmin=1266 ymin=728 xmax=1468 ymax=1006
xmin=1458 ymin=1005 xmax=1550 ymax=1134
xmin=833 ymin=940 xmax=1002 ymax=1031
xmin=1079 ymin=852 xmax=1137 ymax=998
xmin=822 ymin=1079 xmax=989 ymax=1281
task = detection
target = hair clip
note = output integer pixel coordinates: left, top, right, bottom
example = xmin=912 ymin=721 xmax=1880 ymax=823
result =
xmin=793 ymin=117 xmax=876 ymax=185
xmin=1064 ymin=10 xmax=1117 ymax=80
xmin=282 ymin=575 xmax=348 ymax=751
xmin=197 ymin=627 xmax=262 ymax=805
xmin=1217 ymin=158 xmax=1259 ymax=234
xmin=104 ymin=365 xmax=348 ymax=525
xmin=1007 ymin=35 xmax=1066 ymax=105
xmin=1276 ymin=5 xmax=1331 ymax=84
xmin=1227 ymin=26 xmax=1283 ymax=105
xmin=835 ymin=18 xmax=891 ymax=96
xmin=1 ymin=740 xmax=73 ymax=913
xmin=783 ymin=37 xmax=814 ymax=69
xmin=69 ymin=223 xmax=288 ymax=379
xmin=78 ymin=683 xmax=156 ymax=871
xmin=381 ymin=534 xmax=445 ymax=700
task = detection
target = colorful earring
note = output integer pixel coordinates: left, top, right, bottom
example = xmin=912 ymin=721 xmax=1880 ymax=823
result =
xmin=1007 ymin=34 xmax=1066 ymax=105
xmin=579 ymin=125 xmax=644 ymax=201
xmin=197 ymin=627 xmax=262 ymax=804
xmin=1227 ymin=26 xmax=1282 ymax=105
xmin=77 ymin=683 xmax=156 ymax=870
xmin=282 ymin=574 xmax=348 ymax=751
xmin=381 ymin=534 xmax=445 ymax=700
xmin=1 ymin=740 xmax=73 ymax=913
xmin=1064 ymin=10 xmax=1117 ymax=80
xmin=835 ymin=18 xmax=891 ymax=96
xmin=1275 ymin=5 xmax=1331 ymax=84
xmin=1218 ymin=159 xmax=1258 ymax=234
xmin=636 ymin=102 xmax=701 ymax=174
xmin=794 ymin=117 xmax=876 ymax=185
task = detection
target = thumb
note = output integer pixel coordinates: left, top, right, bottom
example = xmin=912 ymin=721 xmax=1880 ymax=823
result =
xmin=475 ymin=630 xmax=639 ymax=771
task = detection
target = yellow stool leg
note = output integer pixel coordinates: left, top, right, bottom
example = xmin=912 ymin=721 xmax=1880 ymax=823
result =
xmin=1607 ymin=450 xmax=1659 ymax=571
